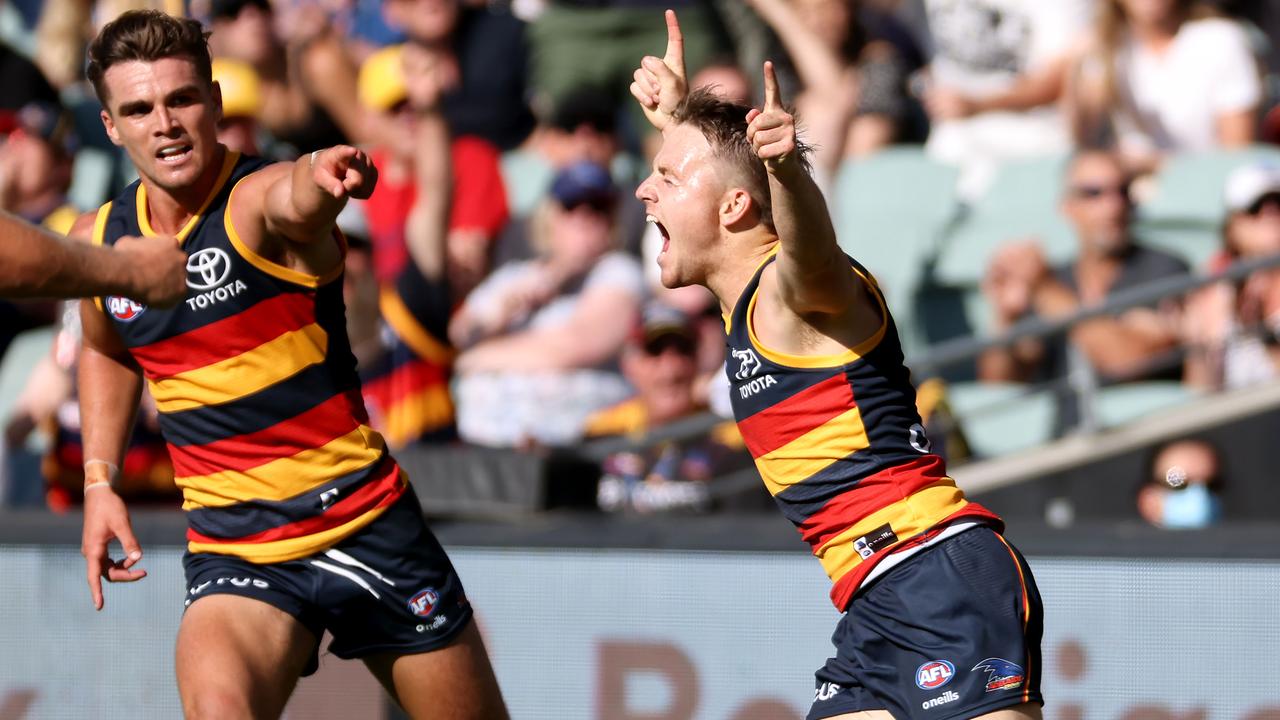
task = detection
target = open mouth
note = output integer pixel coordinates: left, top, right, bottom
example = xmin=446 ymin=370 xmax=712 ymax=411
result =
xmin=156 ymin=143 xmax=193 ymax=165
xmin=647 ymin=214 xmax=671 ymax=256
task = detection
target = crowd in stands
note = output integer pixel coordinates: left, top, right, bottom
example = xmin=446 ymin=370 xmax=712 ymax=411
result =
xmin=1 ymin=0 xmax=1279 ymax=524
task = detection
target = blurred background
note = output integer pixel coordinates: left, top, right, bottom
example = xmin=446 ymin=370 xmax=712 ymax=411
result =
xmin=2 ymin=0 xmax=1280 ymax=717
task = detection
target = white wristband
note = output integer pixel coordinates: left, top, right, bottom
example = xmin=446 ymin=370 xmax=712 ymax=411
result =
xmin=84 ymin=480 xmax=114 ymax=495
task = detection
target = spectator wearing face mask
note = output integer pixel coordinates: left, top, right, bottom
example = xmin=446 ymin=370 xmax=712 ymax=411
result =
xmin=1136 ymin=438 xmax=1225 ymax=529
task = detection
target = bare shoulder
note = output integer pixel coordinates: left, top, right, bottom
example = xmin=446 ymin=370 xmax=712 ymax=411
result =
xmin=68 ymin=210 xmax=101 ymax=243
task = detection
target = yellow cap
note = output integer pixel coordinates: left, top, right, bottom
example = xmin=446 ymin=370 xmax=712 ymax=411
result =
xmin=212 ymin=58 xmax=262 ymax=119
xmin=358 ymin=45 xmax=408 ymax=112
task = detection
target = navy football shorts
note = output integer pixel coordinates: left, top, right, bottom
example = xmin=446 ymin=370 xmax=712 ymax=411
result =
xmin=809 ymin=526 xmax=1043 ymax=720
xmin=182 ymin=487 xmax=472 ymax=676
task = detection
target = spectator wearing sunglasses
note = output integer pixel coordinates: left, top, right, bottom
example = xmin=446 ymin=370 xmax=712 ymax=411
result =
xmin=1183 ymin=162 xmax=1280 ymax=390
xmin=449 ymin=161 xmax=645 ymax=447
xmin=979 ymin=150 xmax=1189 ymax=433
xmin=586 ymin=303 xmax=750 ymax=514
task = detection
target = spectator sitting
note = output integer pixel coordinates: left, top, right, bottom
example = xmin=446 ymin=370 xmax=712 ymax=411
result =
xmin=211 ymin=58 xmax=264 ymax=156
xmin=919 ymin=0 xmax=1093 ymax=197
xmin=1066 ymin=0 xmax=1262 ymax=174
xmin=978 ymin=150 xmax=1189 ymax=432
xmin=585 ymin=303 xmax=749 ymax=514
xmin=450 ymin=161 xmax=645 ymax=447
xmin=1136 ymin=438 xmax=1224 ymax=529
xmin=1183 ymin=161 xmax=1280 ymax=390
xmin=357 ymin=44 xmax=507 ymax=290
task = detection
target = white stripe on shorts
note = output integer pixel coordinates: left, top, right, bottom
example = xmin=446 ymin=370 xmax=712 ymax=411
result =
xmin=311 ymin=559 xmax=382 ymax=600
xmin=323 ymin=549 xmax=397 ymax=587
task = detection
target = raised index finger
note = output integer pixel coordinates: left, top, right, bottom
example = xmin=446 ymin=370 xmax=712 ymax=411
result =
xmin=664 ymin=9 xmax=685 ymax=78
xmin=763 ymin=60 xmax=782 ymax=112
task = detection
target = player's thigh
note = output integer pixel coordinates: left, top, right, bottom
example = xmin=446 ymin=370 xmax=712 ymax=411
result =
xmin=821 ymin=706 xmax=1039 ymax=720
xmin=175 ymin=593 xmax=318 ymax=720
xmin=363 ymin=620 xmax=507 ymax=720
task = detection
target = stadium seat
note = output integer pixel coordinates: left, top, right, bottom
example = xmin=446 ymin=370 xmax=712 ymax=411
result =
xmin=945 ymin=381 xmax=1055 ymax=459
xmin=933 ymin=154 xmax=1076 ymax=287
xmin=0 ymin=327 xmax=56 ymax=427
xmin=1134 ymin=146 xmax=1280 ymax=269
xmin=500 ymin=150 xmax=552 ymax=218
xmin=1094 ymin=381 xmax=1199 ymax=427
xmin=68 ymin=147 xmax=115 ymax=213
xmin=830 ymin=147 xmax=961 ymax=353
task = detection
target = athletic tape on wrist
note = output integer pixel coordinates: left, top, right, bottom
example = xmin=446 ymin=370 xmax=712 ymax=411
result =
xmin=83 ymin=459 xmax=119 ymax=494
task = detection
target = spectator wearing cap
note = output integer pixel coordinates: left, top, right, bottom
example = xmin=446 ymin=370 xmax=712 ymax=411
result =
xmin=449 ymin=160 xmax=645 ymax=448
xmin=357 ymin=44 xmax=508 ymax=291
xmin=382 ymin=0 xmax=535 ymax=151
xmin=587 ymin=303 xmax=751 ymax=514
xmin=345 ymin=51 xmax=466 ymax=448
xmin=211 ymin=58 xmax=264 ymax=156
xmin=979 ymin=150 xmax=1189 ymax=434
xmin=1183 ymin=162 xmax=1280 ymax=390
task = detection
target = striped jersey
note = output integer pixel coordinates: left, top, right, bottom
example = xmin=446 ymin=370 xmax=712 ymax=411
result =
xmin=725 ymin=250 xmax=1000 ymax=610
xmin=91 ymin=150 xmax=406 ymax=563
xmin=359 ymin=260 xmax=456 ymax=447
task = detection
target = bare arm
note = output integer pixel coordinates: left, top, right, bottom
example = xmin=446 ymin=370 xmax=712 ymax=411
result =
xmin=70 ymin=211 xmax=148 ymax=611
xmin=403 ymin=44 xmax=454 ymax=282
xmin=745 ymin=0 xmax=847 ymax=96
xmin=255 ymin=146 xmax=378 ymax=245
xmin=927 ymin=57 xmax=1069 ymax=120
xmin=748 ymin=62 xmax=861 ymax=315
xmin=0 ymin=210 xmax=186 ymax=305
xmin=1217 ymin=107 xmax=1257 ymax=147
xmin=296 ymin=33 xmax=376 ymax=147
xmin=1034 ymin=279 xmax=1179 ymax=377
xmin=455 ymin=286 xmax=641 ymax=373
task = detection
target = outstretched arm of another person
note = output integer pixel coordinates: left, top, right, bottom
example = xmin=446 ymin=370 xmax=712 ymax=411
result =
xmin=404 ymin=44 xmax=453 ymax=283
xmin=0 ymin=210 xmax=186 ymax=305
xmin=747 ymin=62 xmax=862 ymax=315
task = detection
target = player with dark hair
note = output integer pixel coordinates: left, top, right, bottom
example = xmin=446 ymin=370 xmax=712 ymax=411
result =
xmin=73 ymin=10 xmax=506 ymax=718
xmin=0 ymin=210 xmax=186 ymax=303
xmin=631 ymin=11 xmax=1043 ymax=720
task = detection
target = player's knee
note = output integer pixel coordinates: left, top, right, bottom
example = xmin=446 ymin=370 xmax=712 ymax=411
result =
xmin=182 ymin=685 xmax=256 ymax=720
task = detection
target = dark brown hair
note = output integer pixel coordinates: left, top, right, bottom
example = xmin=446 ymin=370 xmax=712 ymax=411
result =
xmin=86 ymin=10 xmax=213 ymax=106
xmin=671 ymin=87 xmax=813 ymax=231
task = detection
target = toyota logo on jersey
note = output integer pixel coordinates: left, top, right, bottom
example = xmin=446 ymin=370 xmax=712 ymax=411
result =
xmin=105 ymin=295 xmax=146 ymax=322
xmin=186 ymin=247 xmax=232 ymax=290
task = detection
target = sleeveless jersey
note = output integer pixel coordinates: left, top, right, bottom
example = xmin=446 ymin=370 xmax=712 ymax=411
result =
xmin=359 ymin=260 xmax=456 ymax=447
xmin=725 ymin=250 xmax=1001 ymax=610
xmin=92 ymin=150 xmax=406 ymax=563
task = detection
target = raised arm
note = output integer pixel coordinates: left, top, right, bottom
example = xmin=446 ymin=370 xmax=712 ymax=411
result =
xmin=403 ymin=43 xmax=453 ymax=282
xmin=630 ymin=10 xmax=688 ymax=131
xmin=745 ymin=0 xmax=847 ymax=97
xmin=746 ymin=62 xmax=861 ymax=315
xmin=0 ymin=210 xmax=186 ymax=305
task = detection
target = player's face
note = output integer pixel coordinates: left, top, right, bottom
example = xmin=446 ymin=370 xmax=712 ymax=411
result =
xmin=100 ymin=57 xmax=222 ymax=198
xmin=636 ymin=124 xmax=726 ymax=289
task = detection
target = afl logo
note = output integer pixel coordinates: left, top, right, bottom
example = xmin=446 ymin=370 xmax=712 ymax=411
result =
xmin=105 ymin=296 xmax=146 ymax=322
xmin=407 ymin=587 xmax=440 ymax=618
xmin=916 ymin=660 xmax=955 ymax=690
xmin=186 ymin=247 xmax=231 ymax=290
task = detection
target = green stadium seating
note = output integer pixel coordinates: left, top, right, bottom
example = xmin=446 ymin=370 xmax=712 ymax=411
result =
xmin=933 ymin=154 xmax=1076 ymax=287
xmin=945 ymin=381 xmax=1055 ymax=459
xmin=1134 ymin=146 xmax=1280 ymax=269
xmin=0 ymin=327 xmax=56 ymax=431
xmin=1094 ymin=381 xmax=1199 ymax=428
xmin=830 ymin=147 xmax=961 ymax=354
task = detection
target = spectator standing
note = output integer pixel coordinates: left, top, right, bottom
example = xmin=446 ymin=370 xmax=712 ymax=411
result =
xmin=1067 ymin=0 xmax=1262 ymax=173
xmin=920 ymin=0 xmax=1093 ymax=196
